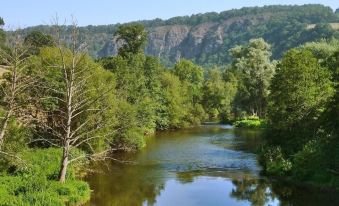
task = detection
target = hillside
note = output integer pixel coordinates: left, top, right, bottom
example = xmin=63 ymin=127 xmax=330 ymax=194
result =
xmin=13 ymin=4 xmax=339 ymax=66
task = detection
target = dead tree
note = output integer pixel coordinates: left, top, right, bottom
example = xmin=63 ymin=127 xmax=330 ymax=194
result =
xmin=34 ymin=20 xmax=117 ymax=183
xmin=0 ymin=34 xmax=31 ymax=150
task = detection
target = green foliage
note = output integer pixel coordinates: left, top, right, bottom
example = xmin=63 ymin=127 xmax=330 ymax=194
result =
xmin=262 ymin=146 xmax=292 ymax=176
xmin=202 ymin=68 xmax=237 ymax=121
xmin=24 ymin=31 xmax=55 ymax=55
xmin=98 ymin=53 xmax=156 ymax=145
xmin=292 ymin=139 xmax=321 ymax=180
xmin=0 ymin=148 xmax=90 ymax=206
xmin=157 ymin=71 xmax=189 ymax=129
xmin=173 ymin=59 xmax=204 ymax=103
xmin=28 ymin=46 xmax=117 ymax=153
xmin=111 ymin=100 xmax=145 ymax=149
xmin=115 ymin=23 xmax=148 ymax=57
xmin=98 ymin=52 xmax=207 ymax=134
xmin=233 ymin=117 xmax=266 ymax=129
xmin=299 ymin=39 xmax=339 ymax=61
xmin=0 ymin=117 xmax=31 ymax=172
xmin=261 ymin=43 xmax=338 ymax=187
xmin=267 ymin=49 xmax=334 ymax=153
xmin=172 ymin=59 xmax=207 ymax=124
xmin=230 ymin=38 xmax=276 ymax=117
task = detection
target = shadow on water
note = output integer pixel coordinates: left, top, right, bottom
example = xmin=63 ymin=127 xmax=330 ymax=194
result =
xmin=85 ymin=125 xmax=339 ymax=206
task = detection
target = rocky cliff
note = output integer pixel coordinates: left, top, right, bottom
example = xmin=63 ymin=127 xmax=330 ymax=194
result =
xmin=96 ymin=5 xmax=338 ymax=65
xmin=14 ymin=4 xmax=339 ymax=66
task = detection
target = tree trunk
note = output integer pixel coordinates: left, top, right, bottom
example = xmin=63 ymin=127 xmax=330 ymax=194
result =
xmin=59 ymin=58 xmax=73 ymax=183
xmin=0 ymin=110 xmax=12 ymax=150
xmin=58 ymin=144 xmax=69 ymax=183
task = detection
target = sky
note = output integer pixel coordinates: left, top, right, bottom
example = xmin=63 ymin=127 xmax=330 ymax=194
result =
xmin=1 ymin=0 xmax=338 ymax=29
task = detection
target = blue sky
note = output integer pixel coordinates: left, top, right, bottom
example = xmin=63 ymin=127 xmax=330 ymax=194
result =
xmin=1 ymin=0 xmax=338 ymax=28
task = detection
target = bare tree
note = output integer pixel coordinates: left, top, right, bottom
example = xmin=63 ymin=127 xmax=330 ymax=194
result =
xmin=0 ymin=34 xmax=32 ymax=150
xmin=33 ymin=20 xmax=117 ymax=183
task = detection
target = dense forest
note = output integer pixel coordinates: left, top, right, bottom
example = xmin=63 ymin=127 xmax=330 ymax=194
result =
xmin=14 ymin=4 xmax=339 ymax=66
xmin=0 ymin=4 xmax=338 ymax=206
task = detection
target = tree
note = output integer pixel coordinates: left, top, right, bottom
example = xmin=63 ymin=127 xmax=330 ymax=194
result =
xmin=31 ymin=24 xmax=117 ymax=183
xmin=267 ymin=49 xmax=334 ymax=153
xmin=0 ymin=35 xmax=32 ymax=151
xmin=173 ymin=59 xmax=204 ymax=103
xmin=98 ymin=49 xmax=162 ymax=140
xmin=202 ymin=68 xmax=237 ymax=120
xmin=157 ymin=71 xmax=188 ymax=129
xmin=24 ymin=31 xmax=55 ymax=55
xmin=173 ymin=59 xmax=206 ymax=124
xmin=317 ymin=50 xmax=339 ymax=176
xmin=299 ymin=39 xmax=339 ymax=62
xmin=115 ymin=23 xmax=147 ymax=57
xmin=230 ymin=38 xmax=275 ymax=117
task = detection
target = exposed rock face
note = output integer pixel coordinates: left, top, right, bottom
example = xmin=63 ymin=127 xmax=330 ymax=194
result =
xmin=97 ymin=14 xmax=273 ymax=63
xmin=146 ymin=25 xmax=190 ymax=60
xmin=17 ymin=5 xmax=336 ymax=65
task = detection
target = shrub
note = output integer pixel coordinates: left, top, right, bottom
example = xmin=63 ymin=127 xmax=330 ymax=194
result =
xmin=262 ymin=146 xmax=292 ymax=176
xmin=292 ymin=139 xmax=320 ymax=180
xmin=233 ymin=116 xmax=266 ymax=128
xmin=0 ymin=148 xmax=90 ymax=206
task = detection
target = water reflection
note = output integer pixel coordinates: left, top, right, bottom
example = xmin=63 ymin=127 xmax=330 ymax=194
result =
xmin=85 ymin=125 xmax=339 ymax=206
xmin=231 ymin=177 xmax=278 ymax=206
xmin=85 ymin=162 xmax=166 ymax=206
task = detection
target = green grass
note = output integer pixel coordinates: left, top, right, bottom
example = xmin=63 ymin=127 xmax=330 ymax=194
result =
xmin=233 ymin=116 xmax=266 ymax=128
xmin=0 ymin=148 xmax=90 ymax=206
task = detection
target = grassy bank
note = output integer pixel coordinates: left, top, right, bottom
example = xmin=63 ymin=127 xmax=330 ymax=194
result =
xmin=0 ymin=148 xmax=90 ymax=206
xmin=233 ymin=116 xmax=267 ymax=129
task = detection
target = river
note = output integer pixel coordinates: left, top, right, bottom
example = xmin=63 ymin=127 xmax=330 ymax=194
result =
xmin=85 ymin=124 xmax=339 ymax=206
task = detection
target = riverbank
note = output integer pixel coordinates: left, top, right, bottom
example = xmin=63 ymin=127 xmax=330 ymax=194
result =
xmin=0 ymin=149 xmax=90 ymax=206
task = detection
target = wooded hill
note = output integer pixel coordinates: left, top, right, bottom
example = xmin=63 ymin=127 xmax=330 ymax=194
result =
xmin=7 ymin=4 xmax=339 ymax=66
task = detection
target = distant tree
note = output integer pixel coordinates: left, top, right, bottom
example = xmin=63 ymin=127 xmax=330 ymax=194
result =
xmin=173 ymin=59 xmax=204 ymax=103
xmin=24 ymin=31 xmax=55 ymax=54
xmin=300 ymin=24 xmax=335 ymax=43
xmin=202 ymin=68 xmax=237 ymax=120
xmin=300 ymin=39 xmax=339 ymax=61
xmin=114 ymin=24 xmax=147 ymax=57
xmin=173 ymin=59 xmax=206 ymax=123
xmin=230 ymin=38 xmax=275 ymax=117
xmin=157 ymin=71 xmax=188 ymax=129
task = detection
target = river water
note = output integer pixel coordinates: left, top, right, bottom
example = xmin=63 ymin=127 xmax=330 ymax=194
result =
xmin=85 ymin=124 xmax=338 ymax=206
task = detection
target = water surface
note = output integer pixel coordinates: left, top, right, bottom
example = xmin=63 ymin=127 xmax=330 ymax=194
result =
xmin=85 ymin=125 xmax=338 ymax=206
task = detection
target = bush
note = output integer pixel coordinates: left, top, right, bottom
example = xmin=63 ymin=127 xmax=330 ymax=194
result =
xmin=262 ymin=146 xmax=292 ymax=176
xmin=0 ymin=148 xmax=90 ymax=206
xmin=233 ymin=116 xmax=266 ymax=128
xmin=292 ymin=139 xmax=320 ymax=180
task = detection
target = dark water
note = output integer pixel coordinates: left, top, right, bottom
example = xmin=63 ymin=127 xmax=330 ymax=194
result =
xmin=85 ymin=125 xmax=339 ymax=206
